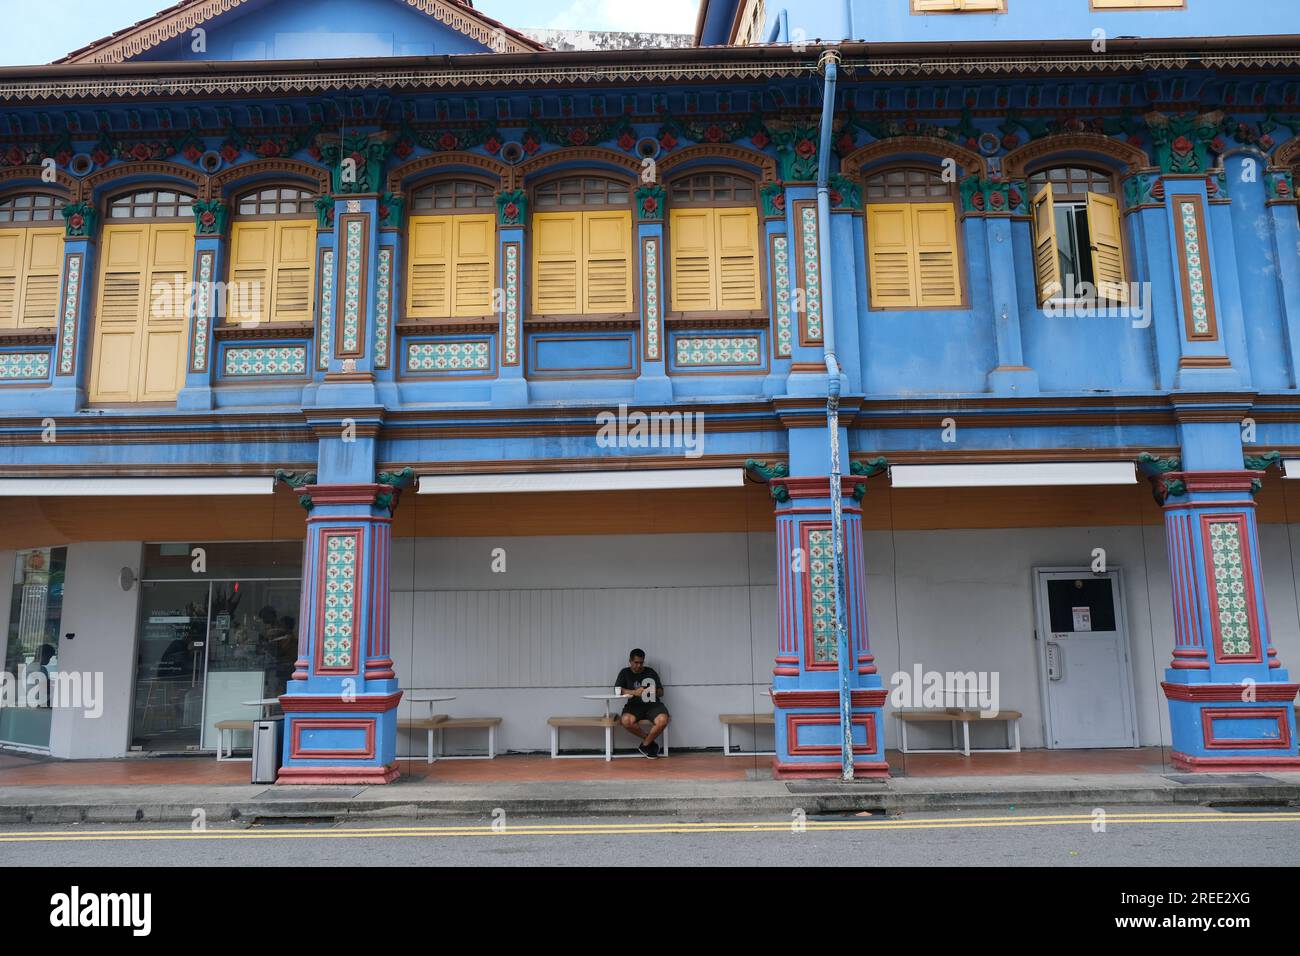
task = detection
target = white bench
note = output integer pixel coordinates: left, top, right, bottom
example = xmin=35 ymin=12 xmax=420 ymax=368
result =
xmin=398 ymin=715 xmax=449 ymax=764
xmin=214 ymin=719 xmax=255 ymax=761
xmin=547 ymin=715 xmax=670 ymax=760
xmin=896 ymin=707 xmax=1022 ymax=756
xmin=427 ymin=716 xmax=501 ymax=761
xmin=720 ymin=713 xmax=775 ymax=756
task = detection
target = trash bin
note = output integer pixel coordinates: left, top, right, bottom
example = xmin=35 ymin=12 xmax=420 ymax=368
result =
xmin=251 ymin=716 xmax=284 ymax=784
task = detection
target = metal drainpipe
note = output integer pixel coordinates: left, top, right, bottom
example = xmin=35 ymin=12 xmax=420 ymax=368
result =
xmin=814 ymin=46 xmax=853 ymax=782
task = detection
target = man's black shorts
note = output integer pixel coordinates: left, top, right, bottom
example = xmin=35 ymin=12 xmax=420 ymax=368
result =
xmin=622 ymin=700 xmax=670 ymax=722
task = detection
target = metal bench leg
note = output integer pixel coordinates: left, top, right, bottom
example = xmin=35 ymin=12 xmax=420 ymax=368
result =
xmin=900 ymin=719 xmax=909 ymax=754
xmin=551 ymin=726 xmax=559 ymax=759
xmin=723 ymin=723 xmax=731 ymax=756
xmin=1013 ymin=718 xmax=1021 ymax=753
xmin=437 ymin=727 xmax=445 ymax=759
xmin=426 ymin=728 xmax=434 ymax=765
xmin=661 ymin=728 xmax=668 ymax=757
xmin=962 ymin=720 xmax=971 ymax=757
xmin=605 ymin=726 xmax=612 ymax=762
xmin=217 ymin=728 xmax=225 ymax=761
xmin=487 ymin=725 xmax=496 ymax=759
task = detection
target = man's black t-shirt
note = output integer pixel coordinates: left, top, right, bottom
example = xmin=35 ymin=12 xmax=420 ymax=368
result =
xmin=615 ymin=666 xmax=664 ymax=705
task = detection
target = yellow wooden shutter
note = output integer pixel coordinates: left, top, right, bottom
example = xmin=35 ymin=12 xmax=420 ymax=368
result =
xmin=716 ymin=207 xmax=762 ymax=311
xmin=1086 ymin=191 xmax=1128 ymax=304
xmin=229 ymin=221 xmax=272 ymax=324
xmin=1031 ymin=184 xmax=1062 ymax=306
xmin=139 ymin=223 xmax=193 ymax=402
xmin=669 ymin=209 xmax=716 ymax=312
xmin=19 ymin=227 xmax=63 ymax=328
xmin=90 ymin=225 xmax=149 ymax=402
xmin=0 ymin=230 xmax=23 ymax=328
xmin=912 ymin=203 xmax=962 ymax=308
xmin=583 ymin=210 xmax=632 ymax=314
xmin=866 ymin=204 xmax=917 ymax=308
xmin=532 ymin=212 xmax=582 ymax=316
xmin=407 ymin=216 xmax=452 ymax=319
xmin=271 ymin=220 xmax=315 ymax=323
xmin=913 ymin=0 xmax=959 ymax=9
xmin=451 ymin=214 xmax=494 ymax=317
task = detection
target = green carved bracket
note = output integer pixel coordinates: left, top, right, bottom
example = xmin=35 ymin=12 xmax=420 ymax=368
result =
xmin=314 ymin=195 xmax=335 ymax=229
xmin=850 ymin=456 xmax=888 ymax=502
xmin=496 ymin=189 xmax=526 ymax=226
xmin=192 ymin=199 xmax=228 ymax=237
xmin=274 ymin=469 xmax=317 ymax=511
xmin=1136 ymin=452 xmax=1183 ymax=506
xmin=744 ymin=458 xmax=790 ymax=503
xmin=1245 ymin=450 xmax=1283 ymax=495
xmin=634 ymin=184 xmax=665 ymax=222
xmin=378 ymin=192 xmax=404 ymax=229
xmin=374 ymin=466 xmax=416 ymax=514
xmin=61 ymin=202 xmax=97 ymax=239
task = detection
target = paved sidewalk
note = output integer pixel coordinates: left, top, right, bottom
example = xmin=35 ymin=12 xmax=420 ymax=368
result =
xmin=3 ymin=768 xmax=1299 ymax=824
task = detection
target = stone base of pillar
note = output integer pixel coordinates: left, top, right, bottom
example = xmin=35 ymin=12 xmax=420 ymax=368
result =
xmin=770 ymin=689 xmax=890 ymax=779
xmin=986 ymin=365 xmax=1039 ymax=395
xmin=1162 ymin=680 xmax=1300 ymax=771
xmin=276 ymin=691 xmax=402 ymax=785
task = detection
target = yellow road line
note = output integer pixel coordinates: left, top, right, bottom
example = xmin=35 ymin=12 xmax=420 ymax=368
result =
xmin=0 ymin=811 xmax=1296 ymax=843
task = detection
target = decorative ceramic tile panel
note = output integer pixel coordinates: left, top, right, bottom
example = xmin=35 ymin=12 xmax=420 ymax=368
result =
xmin=374 ymin=246 xmax=392 ymax=370
xmin=675 ymin=335 xmax=762 ymax=367
xmin=317 ymin=248 xmax=334 ymax=370
xmin=0 ymin=351 xmax=51 ymax=380
xmin=1179 ymin=200 xmax=1209 ymax=335
xmin=1207 ymin=520 xmax=1253 ymax=657
xmin=808 ymin=528 xmax=836 ymax=663
xmin=502 ymin=242 xmax=520 ymax=366
xmin=321 ymin=532 xmax=358 ymax=669
xmin=799 ymin=204 xmax=823 ymax=343
xmin=771 ymin=235 xmax=793 ymax=358
xmin=337 ymin=216 xmax=365 ymax=357
xmin=406 ymin=340 xmax=491 ymax=373
xmin=57 ymin=253 xmax=81 ymax=375
xmin=189 ymin=250 xmax=214 ymax=373
xmin=642 ymin=236 xmax=661 ymax=362
xmin=223 ymin=345 xmax=308 ymax=377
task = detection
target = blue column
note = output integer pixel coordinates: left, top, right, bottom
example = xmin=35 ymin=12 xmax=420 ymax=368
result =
xmin=373 ymin=204 xmax=400 ymax=406
xmin=176 ymin=214 xmax=224 ymax=411
xmin=315 ymin=194 xmax=380 ymax=408
xmin=47 ymin=228 xmax=95 ymax=414
xmin=782 ymin=186 xmax=830 ymax=398
xmin=984 ymin=214 xmax=1039 ymax=394
xmin=1144 ymin=412 xmax=1300 ymax=772
xmin=492 ymin=215 xmax=529 ymax=405
xmin=632 ymin=215 xmax=672 ymax=404
xmin=1265 ymin=169 xmax=1300 ymax=388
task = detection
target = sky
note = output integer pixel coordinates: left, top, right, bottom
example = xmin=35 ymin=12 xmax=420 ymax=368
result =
xmin=0 ymin=0 xmax=700 ymax=66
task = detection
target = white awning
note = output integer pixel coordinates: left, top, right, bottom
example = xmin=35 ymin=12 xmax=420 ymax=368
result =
xmin=0 ymin=477 xmax=275 ymax=496
xmin=1283 ymin=459 xmax=1300 ymax=479
xmin=888 ymin=461 xmax=1137 ymax=489
xmin=417 ymin=468 xmax=745 ymax=495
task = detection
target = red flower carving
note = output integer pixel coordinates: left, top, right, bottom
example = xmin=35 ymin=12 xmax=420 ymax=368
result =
xmin=91 ymin=148 xmax=109 ymax=166
xmin=1259 ymin=134 xmax=1276 ymax=150
xmin=829 ymin=189 xmax=842 ymax=206
xmin=307 ymin=144 xmax=322 ymax=161
xmin=183 ymin=144 xmax=202 ymax=162
xmin=772 ymin=192 xmax=785 ymax=211
xmin=484 ymin=136 xmax=502 ymax=155
xmin=1001 ymin=133 xmax=1020 ymax=151
xmin=503 ymin=202 xmax=519 ymax=220
xmin=258 ymin=140 xmax=280 ymax=157
xmin=55 ymin=149 xmax=72 ymax=166
xmin=704 ymin=124 xmax=724 ymax=143
xmin=641 ymin=196 xmax=659 ymax=216
xmin=750 ymin=129 xmax=770 ymax=149
xmin=568 ymin=128 xmax=589 ymax=146
xmin=394 ymin=140 xmax=413 ymax=159
xmin=990 ymin=191 xmax=1005 ymax=209
xmin=1278 ymin=178 xmax=1292 ymax=197
xmin=378 ymin=204 xmax=390 ymax=221
xmin=1151 ymin=181 xmax=1166 ymax=201
xmin=1211 ymin=136 xmax=1226 ymax=154
xmin=1127 ymin=134 xmax=1144 ymax=148
xmin=221 ymin=143 xmax=241 ymax=163
xmin=903 ymin=119 xmax=918 ymax=134
xmin=1172 ymin=135 xmax=1194 ymax=155
xmin=972 ymin=192 xmax=986 ymax=211
xmin=4 ymin=146 xmax=24 ymax=166
xmin=618 ymin=131 xmax=636 ymax=151
xmin=130 ymin=143 xmax=153 ymax=161
xmin=523 ymin=135 xmax=541 ymax=155
xmin=659 ymin=131 xmax=678 ymax=150
xmin=437 ymin=133 xmax=458 ymax=151
xmin=1008 ymin=188 xmax=1022 ymax=209
xmin=199 ymin=210 xmax=216 ymax=226
xmin=794 ymin=138 xmax=816 ymax=159
xmin=837 ymin=132 xmax=854 ymax=153
xmin=69 ymin=213 xmax=84 ymax=230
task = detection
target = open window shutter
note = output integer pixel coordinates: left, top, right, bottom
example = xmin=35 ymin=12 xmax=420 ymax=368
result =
xmin=407 ymin=216 xmax=451 ymax=318
xmin=532 ymin=212 xmax=581 ymax=316
xmin=583 ymin=210 xmax=632 ymax=314
xmin=669 ymin=209 xmax=716 ymax=312
xmin=0 ymin=230 xmax=23 ymax=328
xmin=1086 ymin=191 xmax=1128 ymax=304
xmin=270 ymin=220 xmax=315 ymax=323
xmin=912 ymin=203 xmax=962 ymax=308
xmin=229 ymin=222 xmax=273 ymax=324
xmin=866 ymin=204 xmax=917 ymax=308
xmin=451 ymin=214 xmax=495 ymax=317
xmin=715 ymin=207 xmax=763 ymax=311
xmin=19 ymin=227 xmax=63 ymax=328
xmin=1031 ymin=184 xmax=1062 ymax=306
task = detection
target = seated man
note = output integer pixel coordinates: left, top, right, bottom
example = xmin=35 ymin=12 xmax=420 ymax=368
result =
xmin=615 ymin=648 xmax=670 ymax=759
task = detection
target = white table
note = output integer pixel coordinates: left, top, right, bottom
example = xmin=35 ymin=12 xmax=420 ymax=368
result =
xmin=401 ymin=694 xmax=457 ymax=762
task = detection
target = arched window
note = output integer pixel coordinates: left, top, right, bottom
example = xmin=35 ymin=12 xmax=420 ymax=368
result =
xmin=106 ymin=188 xmax=196 ymax=219
xmin=863 ymin=166 xmax=962 ymax=309
xmin=228 ymin=183 xmax=317 ymax=325
xmin=531 ymin=175 xmax=633 ymax=317
xmin=0 ymin=192 xmax=64 ymax=329
xmin=667 ymin=172 xmax=762 ymax=314
xmin=1027 ymin=165 xmax=1126 ymax=304
xmin=407 ymin=179 xmax=495 ymax=320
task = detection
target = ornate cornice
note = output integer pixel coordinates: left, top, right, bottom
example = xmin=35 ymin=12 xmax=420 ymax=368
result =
xmin=657 ymin=143 xmax=777 ymax=182
xmin=386 ymin=150 xmax=514 ymax=193
xmin=0 ymin=166 xmax=77 ymax=200
xmin=83 ymin=160 xmax=210 ymax=200
xmin=517 ymin=146 xmax=642 ymax=180
xmin=211 ymin=158 xmax=329 ymax=196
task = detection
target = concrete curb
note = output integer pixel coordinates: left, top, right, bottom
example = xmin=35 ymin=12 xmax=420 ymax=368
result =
xmin=3 ymin=781 xmax=1298 ymax=825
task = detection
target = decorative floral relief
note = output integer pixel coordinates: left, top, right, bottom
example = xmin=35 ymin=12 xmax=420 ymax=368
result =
xmin=224 ymin=346 xmax=307 ymax=377
xmin=1208 ymin=521 xmax=1252 ymax=657
xmin=675 ymin=336 xmax=761 ymax=367
xmin=772 ymin=236 xmax=792 ymax=359
xmin=57 ymin=254 xmax=81 ymax=375
xmin=406 ymin=340 xmax=491 ymax=372
xmin=321 ymin=532 xmax=358 ymax=669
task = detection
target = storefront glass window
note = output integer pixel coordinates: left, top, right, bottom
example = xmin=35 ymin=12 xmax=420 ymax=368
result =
xmin=1 ymin=547 xmax=68 ymax=749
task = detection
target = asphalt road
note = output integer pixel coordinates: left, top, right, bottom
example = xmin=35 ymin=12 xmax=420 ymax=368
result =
xmin=1 ymin=805 xmax=1297 ymax=867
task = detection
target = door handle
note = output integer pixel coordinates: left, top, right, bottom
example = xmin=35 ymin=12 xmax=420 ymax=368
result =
xmin=1046 ymin=642 xmax=1063 ymax=681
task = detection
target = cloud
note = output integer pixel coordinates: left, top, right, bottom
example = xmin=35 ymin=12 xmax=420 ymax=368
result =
xmin=544 ymin=0 xmax=698 ymax=33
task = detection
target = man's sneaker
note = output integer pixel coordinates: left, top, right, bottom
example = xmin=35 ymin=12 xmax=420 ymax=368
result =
xmin=638 ymin=743 xmax=658 ymax=759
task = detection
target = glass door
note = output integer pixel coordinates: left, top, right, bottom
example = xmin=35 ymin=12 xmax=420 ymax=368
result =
xmin=1 ymin=547 xmax=67 ymax=750
xmin=130 ymin=581 xmax=210 ymax=751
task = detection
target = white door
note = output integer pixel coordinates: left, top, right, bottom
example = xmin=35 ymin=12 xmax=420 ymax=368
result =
xmin=1032 ymin=568 xmax=1138 ymax=749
